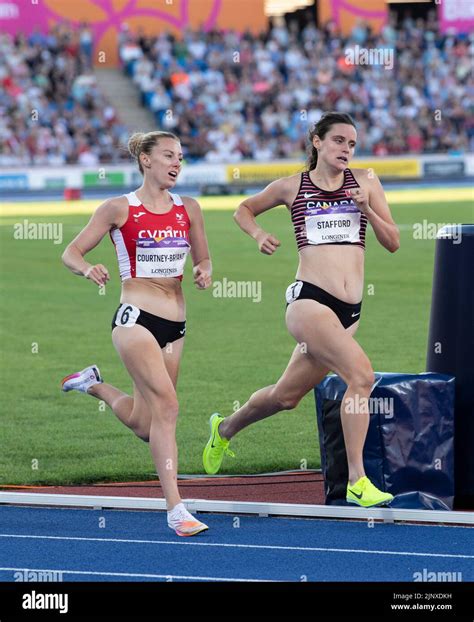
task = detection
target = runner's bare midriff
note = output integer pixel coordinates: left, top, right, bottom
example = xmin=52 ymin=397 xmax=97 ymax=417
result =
xmin=295 ymin=244 xmax=364 ymax=303
xmin=121 ymin=277 xmax=186 ymax=321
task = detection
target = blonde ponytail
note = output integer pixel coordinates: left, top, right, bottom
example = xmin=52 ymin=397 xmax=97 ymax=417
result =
xmin=127 ymin=132 xmax=145 ymax=160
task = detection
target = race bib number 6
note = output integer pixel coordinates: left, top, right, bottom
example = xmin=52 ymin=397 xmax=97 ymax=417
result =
xmin=115 ymin=303 xmax=140 ymax=327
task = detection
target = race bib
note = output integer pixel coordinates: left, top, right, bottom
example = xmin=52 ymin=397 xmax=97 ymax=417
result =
xmin=305 ymin=200 xmax=361 ymax=245
xmin=114 ymin=303 xmax=140 ymax=327
xmin=135 ymin=237 xmax=190 ymax=278
xmin=285 ymin=280 xmax=303 ymax=304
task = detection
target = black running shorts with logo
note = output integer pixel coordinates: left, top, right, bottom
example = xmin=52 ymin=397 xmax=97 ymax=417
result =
xmin=285 ymin=280 xmax=362 ymax=329
xmin=111 ymin=303 xmax=186 ymax=348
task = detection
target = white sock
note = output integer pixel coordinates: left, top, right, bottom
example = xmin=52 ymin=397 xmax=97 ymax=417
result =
xmin=168 ymin=502 xmax=186 ymax=516
xmin=167 ymin=502 xmax=195 ymax=521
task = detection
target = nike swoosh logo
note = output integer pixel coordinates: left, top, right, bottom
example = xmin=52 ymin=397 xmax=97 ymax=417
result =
xmin=134 ymin=212 xmax=146 ymax=219
xmin=210 ymin=427 xmax=217 ymax=449
xmin=304 ymin=192 xmax=320 ymax=199
xmin=349 ymin=489 xmax=363 ymax=499
xmin=351 ymin=312 xmax=360 ymax=317
xmin=179 ymin=329 xmax=186 ymax=335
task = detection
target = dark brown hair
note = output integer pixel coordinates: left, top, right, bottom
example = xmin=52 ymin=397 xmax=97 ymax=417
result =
xmin=128 ymin=130 xmax=180 ymax=174
xmin=307 ymin=112 xmax=356 ymax=171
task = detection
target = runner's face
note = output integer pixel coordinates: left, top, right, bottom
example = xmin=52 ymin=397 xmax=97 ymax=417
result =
xmin=142 ymin=139 xmax=183 ymax=188
xmin=314 ymin=124 xmax=357 ymax=170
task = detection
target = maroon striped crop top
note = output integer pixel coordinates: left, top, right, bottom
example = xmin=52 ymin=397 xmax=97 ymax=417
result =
xmin=290 ymin=169 xmax=368 ymax=251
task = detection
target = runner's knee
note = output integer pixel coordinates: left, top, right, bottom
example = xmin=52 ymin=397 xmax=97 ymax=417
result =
xmin=271 ymin=386 xmax=301 ymax=411
xmin=148 ymin=393 xmax=179 ymax=425
xmin=347 ymin=365 xmax=375 ymax=393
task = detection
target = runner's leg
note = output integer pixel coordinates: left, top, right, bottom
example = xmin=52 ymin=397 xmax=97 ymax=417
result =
xmin=285 ymin=300 xmax=374 ymax=485
xmin=219 ymin=346 xmax=329 ymax=439
xmin=219 ymin=320 xmax=360 ymax=440
xmin=87 ymin=337 xmax=184 ymax=442
xmin=112 ymin=324 xmax=182 ymax=509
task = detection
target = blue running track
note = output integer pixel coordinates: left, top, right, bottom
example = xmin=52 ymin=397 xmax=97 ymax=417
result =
xmin=0 ymin=506 xmax=472 ymax=583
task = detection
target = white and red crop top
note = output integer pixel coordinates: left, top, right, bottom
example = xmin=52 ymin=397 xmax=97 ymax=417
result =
xmin=110 ymin=191 xmax=191 ymax=281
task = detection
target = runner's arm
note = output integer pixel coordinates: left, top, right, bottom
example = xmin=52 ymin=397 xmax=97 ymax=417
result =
xmin=184 ymin=197 xmax=212 ymax=289
xmin=61 ymin=199 xmax=121 ymax=283
xmin=234 ymin=178 xmax=288 ymax=255
xmin=351 ymin=171 xmax=400 ymax=253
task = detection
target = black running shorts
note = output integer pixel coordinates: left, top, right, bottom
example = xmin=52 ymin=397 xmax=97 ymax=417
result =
xmin=111 ymin=303 xmax=186 ymax=348
xmin=285 ymin=280 xmax=362 ymax=329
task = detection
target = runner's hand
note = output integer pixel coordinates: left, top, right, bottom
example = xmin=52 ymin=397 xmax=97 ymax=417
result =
xmin=84 ymin=264 xmax=109 ymax=286
xmin=193 ymin=265 xmax=212 ymax=289
xmin=256 ymin=231 xmax=281 ymax=255
xmin=350 ymin=188 xmax=370 ymax=214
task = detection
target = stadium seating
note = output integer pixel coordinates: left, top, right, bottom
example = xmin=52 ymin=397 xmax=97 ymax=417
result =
xmin=1 ymin=14 xmax=471 ymax=166
xmin=0 ymin=25 xmax=129 ymax=166
xmin=119 ymin=13 xmax=472 ymax=162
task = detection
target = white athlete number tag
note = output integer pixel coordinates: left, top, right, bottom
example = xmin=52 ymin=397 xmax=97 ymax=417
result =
xmin=285 ymin=281 xmax=303 ymax=304
xmin=115 ymin=303 xmax=140 ymax=327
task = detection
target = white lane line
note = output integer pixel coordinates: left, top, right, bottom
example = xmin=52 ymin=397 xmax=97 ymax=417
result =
xmin=0 ymin=533 xmax=472 ymax=559
xmin=0 ymin=567 xmax=269 ymax=582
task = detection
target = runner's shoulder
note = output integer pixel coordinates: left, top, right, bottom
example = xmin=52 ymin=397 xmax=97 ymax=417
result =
xmin=277 ymin=172 xmax=302 ymax=189
xmin=100 ymin=194 xmax=130 ymax=210
xmin=270 ymin=173 xmax=303 ymax=204
xmin=179 ymin=196 xmax=202 ymax=222
xmin=180 ymin=195 xmax=201 ymax=210
xmin=349 ymin=168 xmax=380 ymax=186
xmin=95 ymin=195 xmax=129 ymax=227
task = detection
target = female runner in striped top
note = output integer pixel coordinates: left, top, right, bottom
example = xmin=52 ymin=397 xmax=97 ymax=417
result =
xmin=203 ymin=112 xmax=400 ymax=508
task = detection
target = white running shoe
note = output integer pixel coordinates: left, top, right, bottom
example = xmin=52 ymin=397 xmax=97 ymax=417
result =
xmin=61 ymin=365 xmax=103 ymax=394
xmin=167 ymin=502 xmax=209 ymax=537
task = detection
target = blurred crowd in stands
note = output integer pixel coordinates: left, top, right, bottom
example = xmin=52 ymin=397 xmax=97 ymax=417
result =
xmin=1 ymin=12 xmax=472 ymax=166
xmin=0 ymin=24 xmax=129 ymax=166
xmin=120 ymin=12 xmax=472 ymax=162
